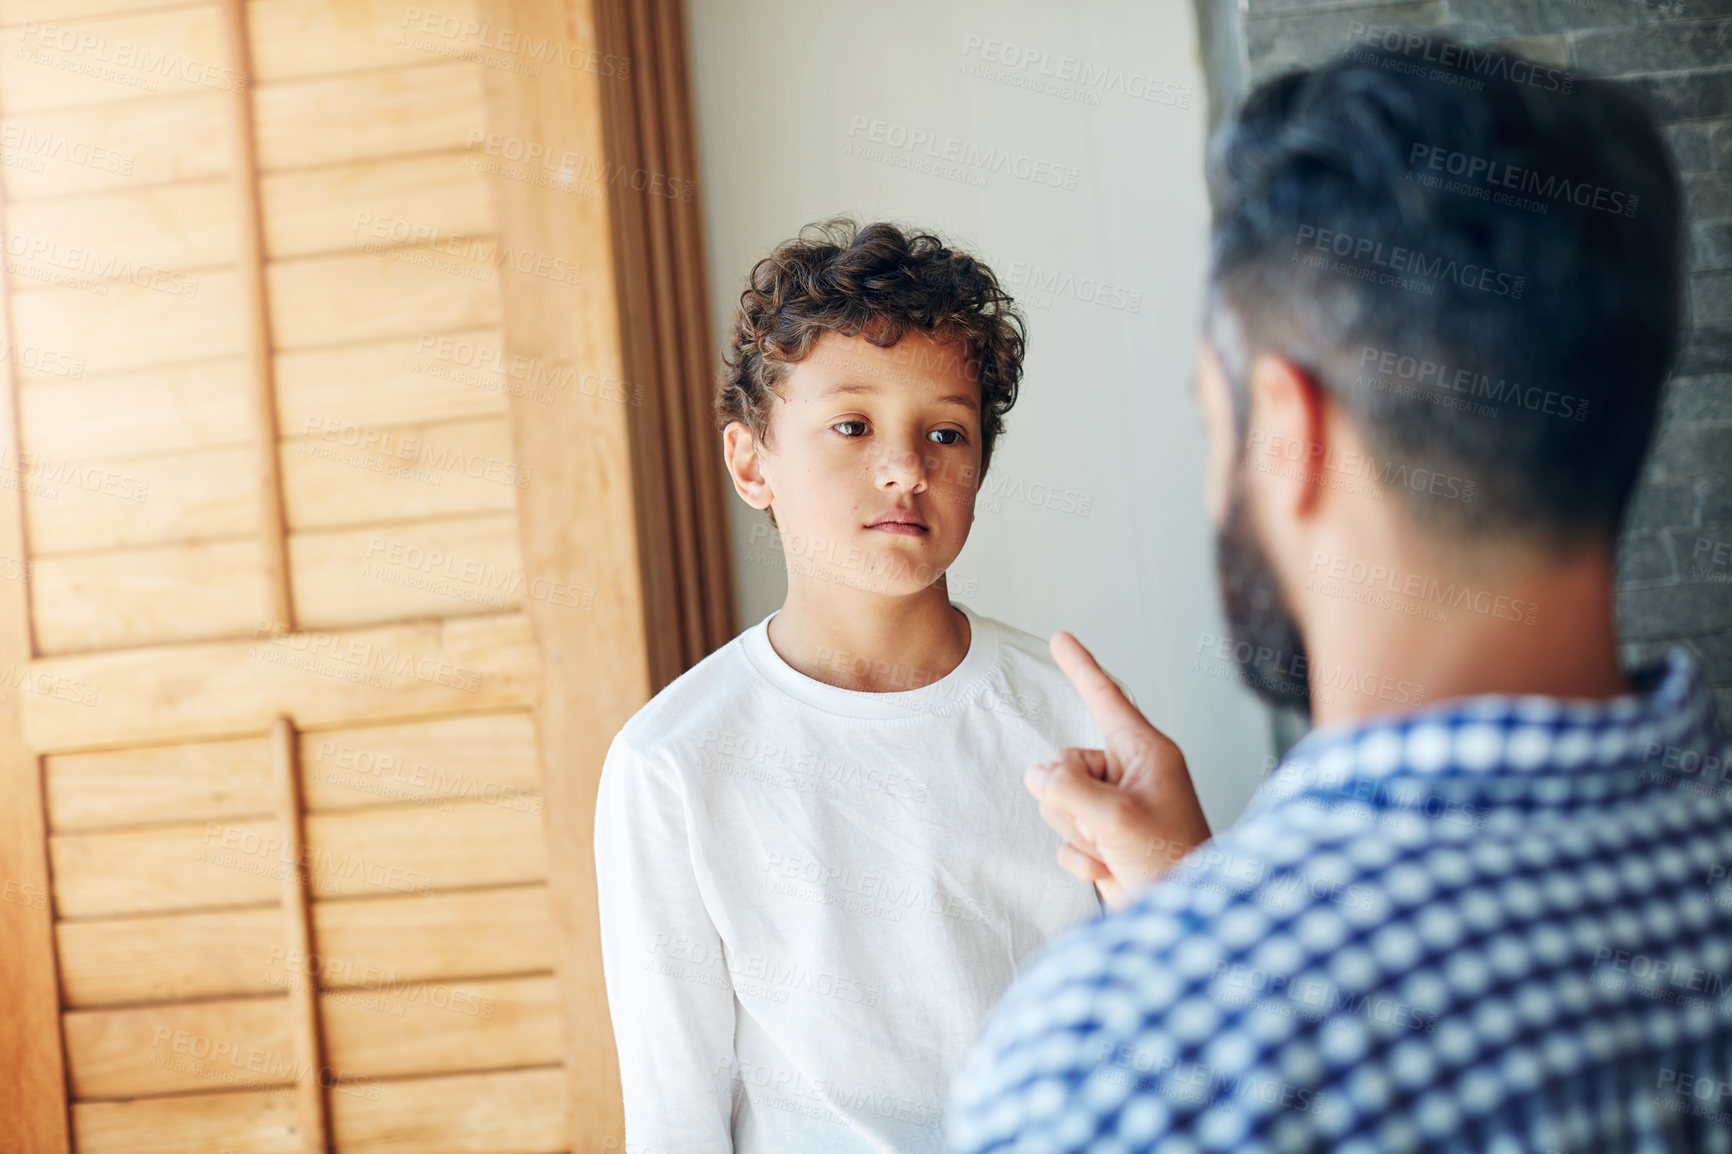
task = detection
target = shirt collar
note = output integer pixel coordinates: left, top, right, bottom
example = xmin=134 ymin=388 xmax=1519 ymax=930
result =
xmin=1241 ymin=645 xmax=1723 ymax=821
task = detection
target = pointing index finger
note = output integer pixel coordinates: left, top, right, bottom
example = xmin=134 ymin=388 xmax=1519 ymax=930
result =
xmin=1050 ymin=631 xmax=1150 ymax=749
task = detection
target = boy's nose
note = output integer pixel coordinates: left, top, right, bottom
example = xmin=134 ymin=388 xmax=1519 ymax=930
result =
xmin=874 ymin=446 xmax=928 ymax=492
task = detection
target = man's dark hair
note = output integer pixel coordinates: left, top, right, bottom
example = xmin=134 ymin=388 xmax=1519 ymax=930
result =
xmin=1205 ymin=39 xmax=1683 ymax=551
xmin=716 ymin=218 xmax=1026 ymax=511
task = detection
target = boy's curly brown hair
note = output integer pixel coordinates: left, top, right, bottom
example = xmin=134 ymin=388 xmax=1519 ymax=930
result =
xmin=715 ymin=219 xmax=1026 ymax=524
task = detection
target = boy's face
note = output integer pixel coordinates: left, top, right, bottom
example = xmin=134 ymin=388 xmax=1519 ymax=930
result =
xmin=728 ymin=329 xmax=983 ymax=597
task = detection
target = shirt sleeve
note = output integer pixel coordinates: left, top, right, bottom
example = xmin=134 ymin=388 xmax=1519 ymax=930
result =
xmin=594 ymin=732 xmax=738 ymax=1153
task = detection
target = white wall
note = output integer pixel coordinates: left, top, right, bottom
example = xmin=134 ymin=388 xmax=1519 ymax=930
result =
xmin=683 ymin=0 xmax=1272 ymax=828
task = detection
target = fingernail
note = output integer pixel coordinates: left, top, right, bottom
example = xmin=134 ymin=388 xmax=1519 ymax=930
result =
xmin=1026 ymin=762 xmax=1056 ymax=790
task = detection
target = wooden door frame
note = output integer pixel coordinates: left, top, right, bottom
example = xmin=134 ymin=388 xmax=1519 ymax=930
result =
xmin=478 ymin=0 xmax=735 ymax=1150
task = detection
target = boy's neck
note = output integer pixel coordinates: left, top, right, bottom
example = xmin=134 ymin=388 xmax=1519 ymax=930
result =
xmin=767 ymin=579 xmax=971 ymax=693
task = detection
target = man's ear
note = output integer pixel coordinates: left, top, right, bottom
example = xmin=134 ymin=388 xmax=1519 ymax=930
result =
xmin=722 ymin=421 xmax=774 ymax=512
xmin=1244 ymin=354 xmax=1328 ymax=522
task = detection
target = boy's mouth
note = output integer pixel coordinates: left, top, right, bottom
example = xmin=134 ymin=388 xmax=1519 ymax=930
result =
xmin=865 ymin=511 xmax=929 ymax=536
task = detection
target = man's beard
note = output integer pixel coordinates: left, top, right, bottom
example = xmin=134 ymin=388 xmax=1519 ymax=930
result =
xmin=1214 ymin=470 xmax=1312 ymax=717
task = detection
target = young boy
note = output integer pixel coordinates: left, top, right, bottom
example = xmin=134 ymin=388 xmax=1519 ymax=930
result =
xmin=594 ymin=219 xmax=1107 ymax=1153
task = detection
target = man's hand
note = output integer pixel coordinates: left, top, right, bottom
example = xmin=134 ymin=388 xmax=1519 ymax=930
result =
xmin=1027 ymin=632 xmax=1212 ymax=910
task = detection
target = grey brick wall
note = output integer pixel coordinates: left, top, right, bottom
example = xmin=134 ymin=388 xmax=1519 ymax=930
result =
xmin=1194 ymin=0 xmax=1732 ymax=733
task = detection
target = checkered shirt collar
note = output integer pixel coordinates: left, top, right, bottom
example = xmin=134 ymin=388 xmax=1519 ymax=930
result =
xmin=1242 ymin=645 xmax=1723 ymax=823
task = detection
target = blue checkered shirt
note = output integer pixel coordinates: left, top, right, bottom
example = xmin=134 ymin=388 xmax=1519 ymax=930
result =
xmin=948 ymin=647 xmax=1732 ymax=1153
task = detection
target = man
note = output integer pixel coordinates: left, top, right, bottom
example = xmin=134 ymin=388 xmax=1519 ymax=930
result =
xmin=947 ymin=37 xmax=1732 ymax=1154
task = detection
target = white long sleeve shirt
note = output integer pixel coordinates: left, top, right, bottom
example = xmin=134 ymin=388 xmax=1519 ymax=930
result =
xmin=593 ymin=601 xmax=1106 ymax=1153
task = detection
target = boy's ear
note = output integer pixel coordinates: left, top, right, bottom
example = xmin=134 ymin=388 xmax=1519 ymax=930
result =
xmin=722 ymin=421 xmax=774 ymax=512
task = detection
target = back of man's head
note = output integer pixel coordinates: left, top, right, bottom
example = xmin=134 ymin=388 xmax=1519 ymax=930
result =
xmin=1206 ymin=39 xmax=1683 ymax=553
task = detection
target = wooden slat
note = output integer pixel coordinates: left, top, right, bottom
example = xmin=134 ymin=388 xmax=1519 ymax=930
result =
xmin=0 ymin=92 xmax=230 ymax=201
xmin=260 ymin=151 xmax=492 ymax=260
xmin=23 ymin=444 xmax=258 ymax=555
xmin=288 ymin=513 xmax=526 ymax=631
xmin=248 ymin=0 xmax=481 ymax=82
xmin=46 ymin=733 xmax=272 ymax=831
xmin=299 ymin=712 xmax=541 ymax=813
xmin=9 ymin=266 xmax=244 ymax=377
xmin=20 ymin=611 xmax=542 ymax=753
xmin=329 ymin=1066 xmax=565 ymax=1154
xmin=321 ymin=975 xmax=561 ymax=1080
xmin=0 ymin=7 xmax=229 ymax=114
xmin=252 ymin=63 xmax=485 ymax=171
xmin=304 ymin=799 xmax=547 ymax=899
xmin=50 ymin=817 xmax=279 ymax=918
xmin=5 ymin=179 xmax=234 ymax=275
xmin=269 ymin=717 xmax=331 ymax=1153
xmin=18 ymin=358 xmax=251 ymax=452
xmin=0 ymin=115 xmax=69 ymax=1154
xmin=274 ymin=328 xmax=507 ymax=435
xmin=280 ymin=416 xmax=521 ymax=530
xmin=63 ymin=995 xmax=294 ymax=1099
xmin=50 ymin=799 xmax=545 ymax=916
xmin=57 ymin=905 xmax=282 ymax=1006
xmin=30 ymin=537 xmax=265 ymax=654
xmin=0 ymin=0 xmax=196 ymax=26
xmin=71 ymin=1088 xmax=301 ymax=1154
xmin=266 ymin=248 xmax=502 ymax=350
xmin=311 ymin=884 xmax=555 ymax=985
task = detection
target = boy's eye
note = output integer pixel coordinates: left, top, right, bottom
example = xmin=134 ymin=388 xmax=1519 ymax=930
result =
xmin=927 ymin=428 xmax=965 ymax=445
xmin=833 ymin=420 xmax=868 ymax=437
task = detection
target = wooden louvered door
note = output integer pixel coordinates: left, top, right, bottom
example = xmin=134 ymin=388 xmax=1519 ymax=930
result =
xmin=0 ymin=1 xmax=732 ymax=1152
